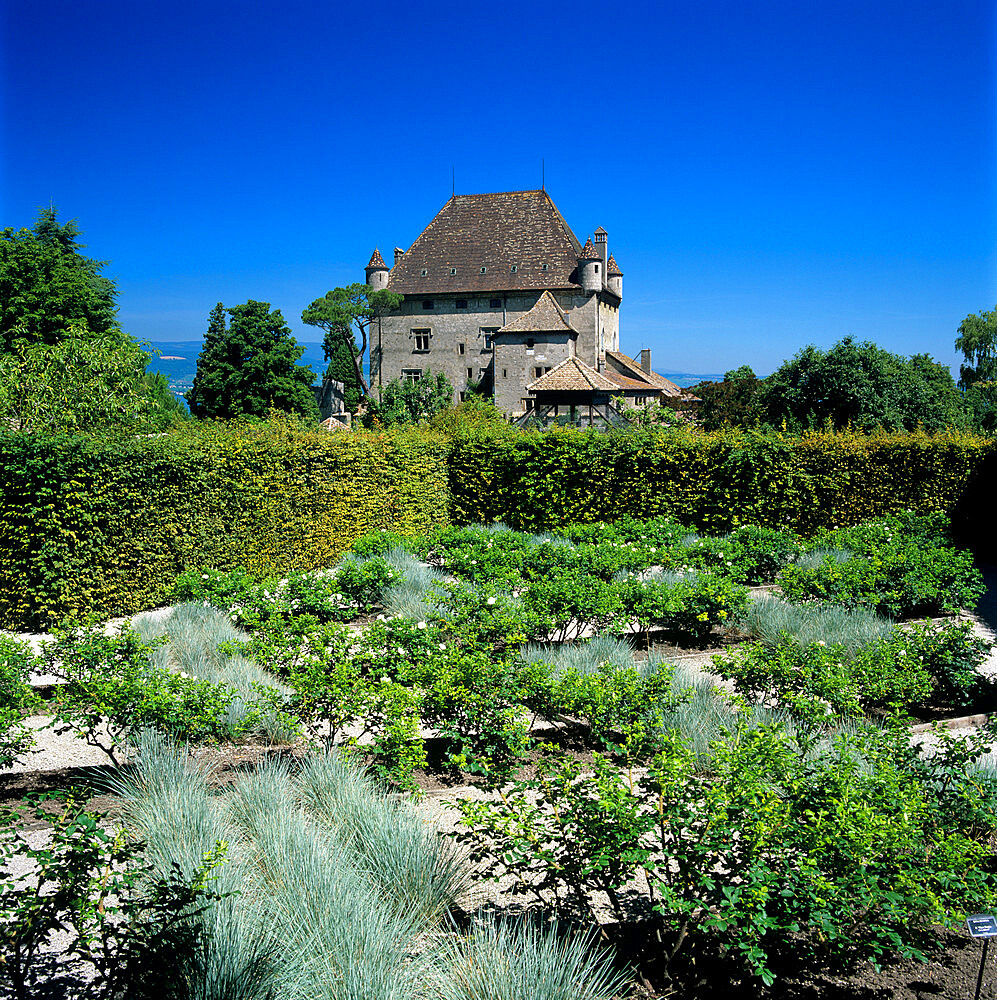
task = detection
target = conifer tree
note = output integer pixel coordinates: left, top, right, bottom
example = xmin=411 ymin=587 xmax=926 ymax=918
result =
xmin=187 ymin=301 xmax=318 ymax=420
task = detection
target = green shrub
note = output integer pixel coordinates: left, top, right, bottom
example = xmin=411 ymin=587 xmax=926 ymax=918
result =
xmin=456 ymin=723 xmax=997 ymax=984
xmin=713 ymin=619 xmax=991 ymax=720
xmin=44 ymin=624 xmax=239 ymax=762
xmin=0 ymin=636 xmax=40 ymax=768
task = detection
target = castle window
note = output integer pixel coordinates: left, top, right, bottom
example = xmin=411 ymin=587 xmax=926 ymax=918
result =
xmin=502 ymin=368 xmax=507 ymax=378
xmin=402 ymin=368 xmax=422 ymax=383
xmin=422 ymin=300 xmax=433 ymax=310
xmin=489 ymin=298 xmax=501 ymax=309
xmin=594 ymin=264 xmax=600 ymax=274
xmin=533 ymin=367 xmax=543 ymax=380
xmin=481 ymin=327 xmax=498 ymax=350
xmin=541 ymin=263 xmax=548 ymax=271
xmin=413 ymin=330 xmax=430 ymax=352
xmin=420 ymin=269 xmax=427 ymax=276
xmin=510 ymin=265 xmax=518 ymax=273
xmin=466 ymin=367 xmax=473 ymax=379
xmin=458 ymin=343 xmax=465 ymax=355
xmin=456 ymin=299 xmax=467 ymax=309
xmin=526 ymin=338 xmax=535 ymax=349
xmin=450 ymin=268 xmax=457 ymax=275
xmin=480 ymin=266 xmax=487 ymax=273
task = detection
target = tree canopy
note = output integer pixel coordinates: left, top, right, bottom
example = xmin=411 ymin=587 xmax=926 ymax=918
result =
xmin=760 ymin=337 xmax=963 ymax=432
xmin=302 ymin=283 xmax=402 ymax=402
xmin=371 ymin=370 xmax=454 ymax=426
xmin=0 ymin=207 xmax=121 ymax=350
xmin=0 ymin=323 xmax=182 ymax=435
xmin=187 ymin=301 xmax=318 ymax=420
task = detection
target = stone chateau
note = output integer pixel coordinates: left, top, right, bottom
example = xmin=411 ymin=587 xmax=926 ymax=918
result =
xmin=366 ymin=189 xmax=682 ymax=419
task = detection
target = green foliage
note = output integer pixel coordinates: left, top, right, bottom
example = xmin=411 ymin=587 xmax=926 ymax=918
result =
xmin=448 ymin=424 xmax=994 ymax=535
xmin=0 ymin=789 xmax=235 ymax=1000
xmin=0 ymin=420 xmax=450 ymax=630
xmin=0 ymin=635 xmax=40 ymax=768
xmin=777 ymin=515 xmax=984 ymax=617
xmin=713 ymin=619 xmax=992 ymax=719
xmin=0 ymin=327 xmax=158 ymax=435
xmin=45 ymin=623 xmax=239 ymax=762
xmin=373 ymin=369 xmax=455 ymax=426
xmin=0 ymin=208 xmax=120 ymax=350
xmin=690 ymin=367 xmax=765 ymax=430
xmin=956 ymin=307 xmax=997 ymax=429
xmin=187 ymin=301 xmax=318 ymax=420
xmin=457 ymin=724 xmax=997 ymax=983
xmin=302 ymin=282 xmax=402 ymax=400
xmin=761 ymin=337 xmax=967 ymax=432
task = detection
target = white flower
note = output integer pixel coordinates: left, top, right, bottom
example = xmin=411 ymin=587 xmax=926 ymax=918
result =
xmin=417 ymin=621 xmax=427 ymax=630
xmin=201 ymin=574 xmax=209 ymax=580
xmin=179 ymin=671 xmax=190 ymax=678
xmin=816 ymin=640 xmax=826 ymax=646
xmin=397 ymin=647 xmax=405 ymax=655
xmin=438 ymin=643 xmax=446 ymax=651
xmin=486 ymin=597 xmax=497 ymax=606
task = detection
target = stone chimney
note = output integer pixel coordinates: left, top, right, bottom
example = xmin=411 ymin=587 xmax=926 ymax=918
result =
xmin=394 ymin=247 xmax=405 ymax=264
xmin=640 ymin=348 xmax=651 ymax=373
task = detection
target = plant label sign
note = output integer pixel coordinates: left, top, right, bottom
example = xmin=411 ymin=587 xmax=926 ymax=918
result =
xmin=967 ymin=915 xmax=997 ymax=938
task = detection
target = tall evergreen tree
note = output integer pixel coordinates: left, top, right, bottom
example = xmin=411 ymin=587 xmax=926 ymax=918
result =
xmin=187 ymin=301 xmax=318 ymax=420
xmin=0 ymin=207 xmax=120 ymax=349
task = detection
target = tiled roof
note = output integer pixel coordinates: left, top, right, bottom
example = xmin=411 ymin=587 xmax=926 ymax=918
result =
xmin=527 ymin=357 xmax=619 ymax=392
xmin=607 ymin=254 xmax=623 ymax=276
xmin=605 ymin=350 xmax=684 ymax=397
xmin=578 ymin=237 xmax=599 ymax=260
xmin=498 ymin=290 xmax=576 ymax=335
xmin=386 ymin=190 xmax=584 ymax=295
xmin=366 ymin=248 xmax=388 ymax=270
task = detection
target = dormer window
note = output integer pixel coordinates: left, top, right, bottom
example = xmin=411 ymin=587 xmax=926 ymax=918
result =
xmin=422 ymin=300 xmax=433 ymax=310
xmin=456 ymin=299 xmax=467 ymax=309
xmin=489 ymin=298 xmax=501 ymax=309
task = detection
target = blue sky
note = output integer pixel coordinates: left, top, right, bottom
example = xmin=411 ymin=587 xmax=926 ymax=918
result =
xmin=2 ymin=0 xmax=994 ymax=376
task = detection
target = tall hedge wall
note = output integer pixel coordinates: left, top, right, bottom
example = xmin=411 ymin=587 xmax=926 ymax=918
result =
xmin=1 ymin=422 xmax=994 ymax=630
xmin=447 ymin=426 xmax=997 ymax=535
xmin=0 ymin=422 xmax=450 ymax=630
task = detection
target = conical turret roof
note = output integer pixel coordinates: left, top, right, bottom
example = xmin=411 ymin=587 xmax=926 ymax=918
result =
xmin=366 ymin=248 xmax=388 ymax=270
xmin=578 ymin=237 xmax=599 ymax=260
xmin=607 ymin=254 xmax=623 ymax=276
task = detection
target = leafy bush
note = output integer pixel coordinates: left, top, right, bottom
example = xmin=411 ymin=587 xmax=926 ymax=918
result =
xmin=713 ymin=620 xmax=992 ymax=719
xmin=44 ymin=624 xmax=239 ymax=762
xmin=457 ymin=723 xmax=997 ymax=984
xmin=0 ymin=635 xmax=40 ymax=768
xmin=777 ymin=513 xmax=985 ymax=618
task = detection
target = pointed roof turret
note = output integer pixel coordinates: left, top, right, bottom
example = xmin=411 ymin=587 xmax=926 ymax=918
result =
xmin=366 ymin=248 xmax=388 ymax=270
xmin=578 ymin=236 xmax=599 ymax=260
xmin=607 ymin=254 xmax=623 ymax=276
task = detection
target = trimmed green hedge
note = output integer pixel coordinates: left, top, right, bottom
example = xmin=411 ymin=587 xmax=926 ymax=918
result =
xmin=0 ymin=421 xmax=450 ymax=629
xmin=1 ymin=422 xmax=993 ymax=630
xmin=448 ymin=425 xmax=996 ymax=534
